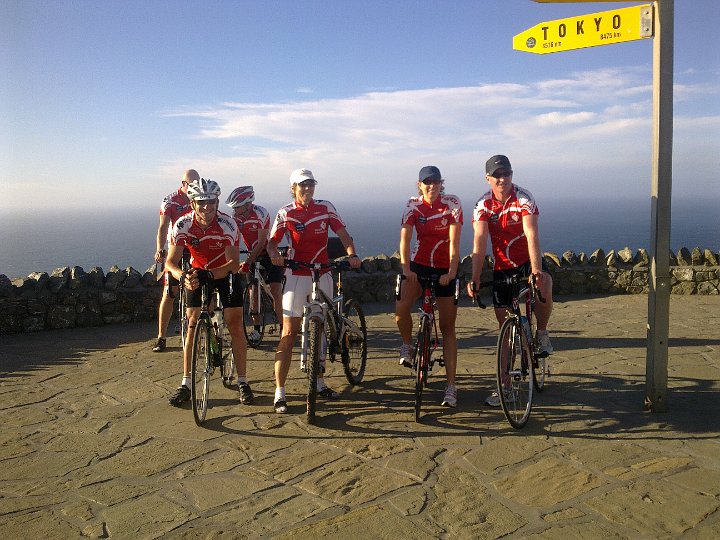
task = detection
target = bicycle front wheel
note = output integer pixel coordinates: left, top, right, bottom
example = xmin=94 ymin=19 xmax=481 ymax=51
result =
xmin=497 ymin=317 xmax=533 ymax=429
xmin=342 ymin=299 xmax=367 ymax=385
xmin=191 ymin=316 xmax=213 ymax=426
xmin=306 ymin=317 xmax=323 ymax=425
xmin=414 ymin=317 xmax=431 ymax=422
xmin=242 ymin=284 xmax=265 ymax=348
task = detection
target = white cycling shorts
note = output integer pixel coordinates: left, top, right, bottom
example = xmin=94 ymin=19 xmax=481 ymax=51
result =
xmin=282 ymin=272 xmax=334 ymax=318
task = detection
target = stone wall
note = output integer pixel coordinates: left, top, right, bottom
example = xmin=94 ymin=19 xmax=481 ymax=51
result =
xmin=1 ymin=246 xmax=718 ymax=334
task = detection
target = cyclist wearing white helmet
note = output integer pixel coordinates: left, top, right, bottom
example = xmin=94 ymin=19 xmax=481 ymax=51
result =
xmin=152 ymin=169 xmax=197 ymax=353
xmin=165 ymin=178 xmax=254 ymax=407
xmin=226 ymin=186 xmax=284 ymax=332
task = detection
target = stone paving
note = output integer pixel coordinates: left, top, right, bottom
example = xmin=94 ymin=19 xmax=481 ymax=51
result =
xmin=1 ymin=294 xmax=719 ymax=538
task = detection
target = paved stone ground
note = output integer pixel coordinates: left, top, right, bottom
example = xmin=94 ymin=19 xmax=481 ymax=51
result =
xmin=1 ymin=294 xmax=719 ymax=538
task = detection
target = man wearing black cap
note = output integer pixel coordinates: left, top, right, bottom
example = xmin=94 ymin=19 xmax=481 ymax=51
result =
xmin=468 ymin=155 xmax=554 ymax=407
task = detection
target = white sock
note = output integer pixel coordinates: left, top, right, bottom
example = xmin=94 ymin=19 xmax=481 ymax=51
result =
xmin=317 ymin=378 xmax=327 ymax=391
xmin=237 ymin=377 xmax=248 ymax=386
xmin=275 ymin=387 xmax=285 ymax=402
xmin=181 ymin=376 xmax=191 ymax=388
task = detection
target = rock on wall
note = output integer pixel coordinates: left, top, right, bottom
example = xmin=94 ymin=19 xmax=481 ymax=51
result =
xmin=1 ymin=246 xmax=717 ymax=334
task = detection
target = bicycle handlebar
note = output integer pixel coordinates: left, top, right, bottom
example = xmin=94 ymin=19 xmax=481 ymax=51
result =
xmin=471 ymin=273 xmax=546 ymax=310
xmin=279 ymin=259 xmax=353 ymax=273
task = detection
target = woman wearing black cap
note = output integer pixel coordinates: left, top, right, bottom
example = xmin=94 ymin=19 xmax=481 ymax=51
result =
xmin=395 ymin=165 xmax=463 ymax=408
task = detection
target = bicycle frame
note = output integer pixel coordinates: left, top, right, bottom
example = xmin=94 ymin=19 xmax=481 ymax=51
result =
xmin=299 ymin=264 xmax=346 ymax=367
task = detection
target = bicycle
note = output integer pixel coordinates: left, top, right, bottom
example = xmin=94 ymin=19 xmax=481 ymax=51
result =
xmin=281 ymin=259 xmax=368 ymax=424
xmin=242 ymin=261 xmax=280 ymax=348
xmin=474 ymin=274 xmax=548 ymax=429
xmin=396 ymin=273 xmax=459 ymax=422
xmin=188 ymin=274 xmax=237 ymax=426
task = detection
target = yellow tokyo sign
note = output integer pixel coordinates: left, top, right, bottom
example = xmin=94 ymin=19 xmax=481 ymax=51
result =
xmin=514 ymin=4 xmax=653 ymax=54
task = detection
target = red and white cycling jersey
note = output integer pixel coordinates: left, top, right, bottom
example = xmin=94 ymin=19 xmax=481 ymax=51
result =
xmin=234 ymin=204 xmax=270 ymax=253
xmin=160 ymin=188 xmax=191 ymax=226
xmin=171 ymin=210 xmax=240 ymax=270
xmin=472 ymin=184 xmax=539 ymax=270
xmin=402 ymin=194 xmax=463 ymax=268
xmin=269 ymin=199 xmax=346 ymax=276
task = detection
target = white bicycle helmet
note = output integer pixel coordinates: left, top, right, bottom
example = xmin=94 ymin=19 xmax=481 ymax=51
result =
xmin=187 ymin=178 xmax=221 ymax=201
xmin=226 ymin=186 xmax=255 ymax=207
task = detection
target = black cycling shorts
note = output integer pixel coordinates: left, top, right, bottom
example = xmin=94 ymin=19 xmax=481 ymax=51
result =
xmin=492 ymin=260 xmax=548 ymax=308
xmin=257 ymin=254 xmax=284 ymax=284
xmin=185 ymin=272 xmax=244 ymax=309
xmin=410 ymin=261 xmax=456 ymax=298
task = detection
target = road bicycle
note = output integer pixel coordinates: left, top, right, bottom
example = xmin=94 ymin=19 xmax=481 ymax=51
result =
xmin=474 ymin=274 xmax=548 ymax=429
xmin=189 ymin=275 xmax=237 ymax=426
xmin=242 ymin=261 xmax=280 ymax=348
xmin=396 ymin=273 xmax=459 ymax=422
xmin=282 ymin=259 xmax=368 ymax=424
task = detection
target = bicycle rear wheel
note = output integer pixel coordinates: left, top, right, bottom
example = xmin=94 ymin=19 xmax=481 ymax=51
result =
xmin=342 ymin=299 xmax=367 ymax=385
xmin=179 ymin=289 xmax=188 ymax=349
xmin=220 ymin=320 xmax=236 ymax=389
xmin=530 ymin=309 xmax=547 ymax=393
xmin=191 ymin=316 xmax=213 ymax=426
xmin=497 ymin=317 xmax=533 ymax=429
xmin=242 ymin=283 xmax=265 ymax=348
xmin=414 ymin=317 xmax=430 ymax=422
xmin=306 ymin=317 xmax=323 ymax=425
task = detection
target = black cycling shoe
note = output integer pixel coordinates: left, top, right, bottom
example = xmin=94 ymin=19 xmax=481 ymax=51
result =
xmin=152 ymin=337 xmax=167 ymax=352
xmin=238 ymin=383 xmax=254 ymax=405
xmin=318 ymin=387 xmax=340 ymax=399
xmin=168 ymin=385 xmax=191 ymax=407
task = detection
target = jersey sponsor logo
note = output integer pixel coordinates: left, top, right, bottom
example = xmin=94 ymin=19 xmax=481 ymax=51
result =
xmin=295 ymin=223 xmax=305 ymax=232
xmin=489 ymin=213 xmax=499 ymax=222
xmin=511 ymin=213 xmax=520 ymax=222
xmin=320 ymin=222 xmax=327 ymax=231
xmin=418 ymin=216 xmax=427 ymax=225
xmin=441 ymin=218 xmax=447 ymax=227
xmin=191 ymin=239 xmax=200 ymax=247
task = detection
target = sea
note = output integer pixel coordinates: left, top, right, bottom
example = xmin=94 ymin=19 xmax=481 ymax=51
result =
xmin=1 ymin=197 xmax=717 ymax=280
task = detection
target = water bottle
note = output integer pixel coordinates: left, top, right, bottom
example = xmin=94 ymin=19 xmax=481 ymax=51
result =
xmin=520 ymin=316 xmax=531 ymax=341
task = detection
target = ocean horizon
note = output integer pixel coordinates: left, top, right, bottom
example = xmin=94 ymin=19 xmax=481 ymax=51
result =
xmin=1 ymin=197 xmax=717 ymax=280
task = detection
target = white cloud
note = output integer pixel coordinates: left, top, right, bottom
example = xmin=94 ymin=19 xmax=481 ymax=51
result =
xmin=160 ymin=66 xmax=714 ymax=204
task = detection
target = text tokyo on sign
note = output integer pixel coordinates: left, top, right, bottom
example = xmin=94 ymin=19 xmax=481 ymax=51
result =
xmin=513 ymin=4 xmax=653 ymax=54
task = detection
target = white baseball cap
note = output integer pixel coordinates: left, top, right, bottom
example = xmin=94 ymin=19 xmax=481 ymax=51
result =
xmin=289 ymin=168 xmax=316 ymax=186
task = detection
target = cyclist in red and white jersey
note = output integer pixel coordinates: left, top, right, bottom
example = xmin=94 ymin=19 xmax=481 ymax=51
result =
xmin=152 ymin=169 xmax=197 ymax=353
xmin=266 ymin=168 xmax=361 ymax=414
xmin=395 ymin=166 xmax=463 ymax=408
xmin=226 ymin=186 xmax=284 ymax=331
xmin=164 ymin=178 xmax=254 ymax=407
xmin=467 ymin=155 xmax=554 ymax=407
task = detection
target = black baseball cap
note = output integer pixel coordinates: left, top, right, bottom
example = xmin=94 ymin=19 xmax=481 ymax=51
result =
xmin=486 ymin=155 xmax=512 ymax=176
xmin=419 ymin=165 xmax=442 ymax=182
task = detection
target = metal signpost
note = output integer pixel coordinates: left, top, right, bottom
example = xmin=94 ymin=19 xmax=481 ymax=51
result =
xmin=518 ymin=1 xmax=674 ymax=412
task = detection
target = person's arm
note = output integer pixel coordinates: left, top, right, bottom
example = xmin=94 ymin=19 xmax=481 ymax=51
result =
xmin=399 ymin=223 xmax=416 ymax=284
xmin=468 ymin=220 xmax=489 ymax=296
xmin=523 ymin=214 xmax=543 ymax=275
xmin=439 ymin=222 xmax=461 ymax=285
xmin=155 ymin=214 xmax=171 ymax=263
xmin=336 ymin=227 xmax=360 ymax=269
xmin=248 ymin=228 xmax=269 ymax=264
xmin=164 ymin=243 xmax=185 ymax=281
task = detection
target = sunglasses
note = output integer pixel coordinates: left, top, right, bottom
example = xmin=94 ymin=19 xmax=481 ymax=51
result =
xmin=490 ymin=170 xmax=513 ymax=179
xmin=421 ymin=178 xmax=444 ymax=186
xmin=195 ymin=199 xmax=217 ymax=207
xmin=298 ymin=180 xmax=317 ymax=187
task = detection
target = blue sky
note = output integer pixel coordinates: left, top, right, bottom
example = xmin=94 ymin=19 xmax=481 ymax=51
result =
xmin=2 ymin=0 xmax=719 ymax=213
